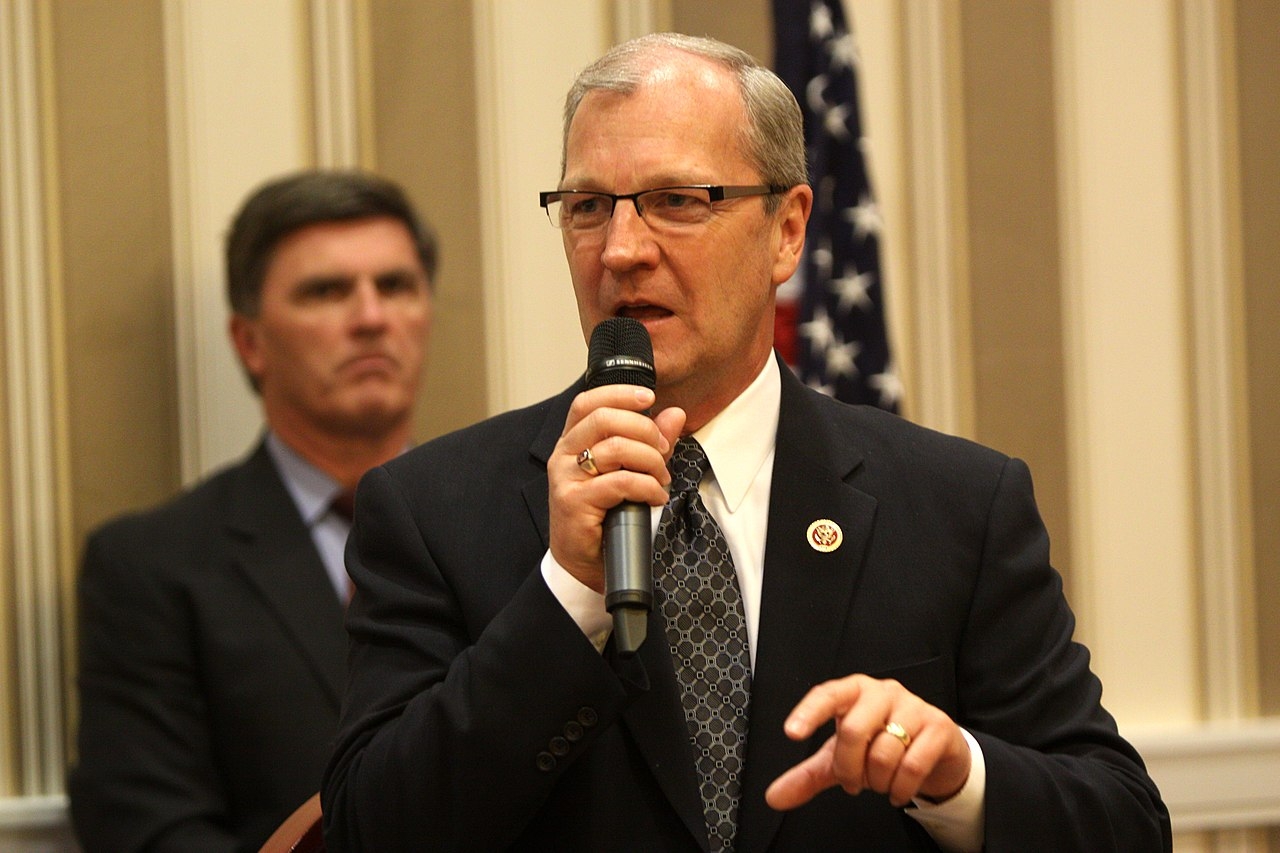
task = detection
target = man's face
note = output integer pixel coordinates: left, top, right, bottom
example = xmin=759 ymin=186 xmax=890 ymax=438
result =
xmin=231 ymin=216 xmax=431 ymax=439
xmin=560 ymin=52 xmax=808 ymax=426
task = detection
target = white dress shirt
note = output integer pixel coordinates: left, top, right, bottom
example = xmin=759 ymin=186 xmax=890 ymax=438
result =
xmin=541 ymin=357 xmax=985 ymax=852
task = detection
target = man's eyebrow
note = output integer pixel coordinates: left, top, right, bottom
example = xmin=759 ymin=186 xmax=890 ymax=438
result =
xmin=374 ymin=266 xmax=426 ymax=279
xmin=294 ymin=273 xmax=352 ymax=288
xmin=560 ymin=174 xmax=705 ymax=192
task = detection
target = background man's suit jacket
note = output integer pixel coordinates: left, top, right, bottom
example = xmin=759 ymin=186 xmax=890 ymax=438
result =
xmin=324 ymin=357 xmax=1171 ymax=852
xmin=70 ymin=442 xmax=347 ymax=853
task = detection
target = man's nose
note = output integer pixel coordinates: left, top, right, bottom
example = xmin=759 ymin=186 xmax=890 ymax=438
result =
xmin=350 ymin=280 xmax=390 ymax=327
xmin=600 ymin=199 xmax=657 ymax=270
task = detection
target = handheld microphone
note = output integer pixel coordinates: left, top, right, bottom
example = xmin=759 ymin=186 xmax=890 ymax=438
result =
xmin=585 ymin=317 xmax=656 ymax=656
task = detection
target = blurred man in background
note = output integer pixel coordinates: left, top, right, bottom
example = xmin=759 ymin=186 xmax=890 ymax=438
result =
xmin=69 ymin=168 xmax=437 ymax=852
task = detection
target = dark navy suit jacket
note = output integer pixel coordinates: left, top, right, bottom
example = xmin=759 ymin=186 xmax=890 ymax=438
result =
xmin=323 ymin=357 xmax=1170 ymax=852
xmin=71 ymin=442 xmax=346 ymax=852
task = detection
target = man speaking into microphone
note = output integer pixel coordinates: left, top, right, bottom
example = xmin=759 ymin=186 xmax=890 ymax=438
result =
xmin=323 ymin=33 xmax=1170 ymax=853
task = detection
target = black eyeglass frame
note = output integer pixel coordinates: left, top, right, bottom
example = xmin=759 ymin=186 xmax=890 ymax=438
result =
xmin=538 ymin=184 xmax=789 ymax=228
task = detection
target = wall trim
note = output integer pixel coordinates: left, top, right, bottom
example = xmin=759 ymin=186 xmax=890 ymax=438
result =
xmin=0 ymin=795 xmax=66 ymax=828
xmin=161 ymin=0 xmax=314 ymax=480
xmin=470 ymin=0 xmax=601 ymax=414
xmin=901 ymin=0 xmax=970 ymax=437
xmin=1132 ymin=719 xmax=1280 ymax=833
xmin=1180 ymin=0 xmax=1257 ymax=720
xmin=2 ymin=721 xmax=1279 ymax=839
xmin=1051 ymin=0 xmax=1200 ymax=719
xmin=309 ymin=0 xmax=360 ymax=167
xmin=0 ymin=0 xmax=67 ymax=793
xmin=160 ymin=0 xmax=203 ymax=485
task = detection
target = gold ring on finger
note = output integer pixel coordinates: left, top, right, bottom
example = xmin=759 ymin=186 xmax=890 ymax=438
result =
xmin=577 ymin=448 xmax=599 ymax=476
xmin=884 ymin=721 xmax=911 ymax=748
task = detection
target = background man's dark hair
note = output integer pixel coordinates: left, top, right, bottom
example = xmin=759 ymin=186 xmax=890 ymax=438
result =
xmin=225 ymin=169 xmax=438 ymax=317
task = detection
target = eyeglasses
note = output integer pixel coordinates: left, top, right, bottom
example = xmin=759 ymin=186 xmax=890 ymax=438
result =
xmin=538 ymin=184 xmax=786 ymax=232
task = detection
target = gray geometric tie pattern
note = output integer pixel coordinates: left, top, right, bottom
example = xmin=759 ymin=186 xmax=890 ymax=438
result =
xmin=654 ymin=437 xmax=751 ymax=853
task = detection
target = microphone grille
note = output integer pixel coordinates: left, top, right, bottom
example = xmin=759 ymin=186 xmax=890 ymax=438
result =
xmin=586 ymin=317 xmax=655 ymax=390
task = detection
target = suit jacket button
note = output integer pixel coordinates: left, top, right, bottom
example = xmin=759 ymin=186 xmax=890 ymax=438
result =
xmin=577 ymin=706 xmax=598 ymax=727
xmin=564 ymin=720 xmax=584 ymax=742
xmin=536 ymin=751 xmax=556 ymax=772
xmin=549 ymin=736 xmax=570 ymax=757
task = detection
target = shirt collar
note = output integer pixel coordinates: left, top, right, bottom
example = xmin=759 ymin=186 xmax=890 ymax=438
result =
xmin=690 ymin=355 xmax=781 ymax=513
xmin=264 ymin=431 xmax=343 ymax=526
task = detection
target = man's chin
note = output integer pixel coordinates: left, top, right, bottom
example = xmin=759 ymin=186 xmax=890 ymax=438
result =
xmin=327 ymin=396 xmax=413 ymax=438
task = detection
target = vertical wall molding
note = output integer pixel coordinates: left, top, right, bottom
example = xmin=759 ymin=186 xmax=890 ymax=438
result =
xmin=900 ymin=0 xmax=971 ymax=437
xmin=1180 ymin=0 xmax=1256 ymax=721
xmin=164 ymin=0 xmax=367 ymax=482
xmin=309 ymin=0 xmax=361 ymax=168
xmin=1180 ymin=4 xmax=1262 ymax=847
xmin=1052 ymin=0 xmax=1198 ymax=722
xmin=161 ymin=1 xmax=319 ymax=480
xmin=161 ymin=0 xmax=202 ymax=485
xmin=1051 ymin=0 xmax=1098 ymax=653
xmin=0 ymin=0 xmax=66 ymax=794
xmin=471 ymin=0 xmax=602 ymax=414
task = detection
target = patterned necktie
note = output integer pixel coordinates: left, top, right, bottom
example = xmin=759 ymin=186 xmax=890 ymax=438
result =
xmin=654 ymin=437 xmax=751 ymax=853
xmin=329 ymin=489 xmax=356 ymax=601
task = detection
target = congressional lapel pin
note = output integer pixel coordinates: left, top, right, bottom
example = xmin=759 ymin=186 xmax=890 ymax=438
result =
xmin=806 ymin=519 xmax=843 ymax=553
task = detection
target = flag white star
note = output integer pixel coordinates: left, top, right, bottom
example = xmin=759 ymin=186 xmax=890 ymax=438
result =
xmin=828 ymin=32 xmax=859 ymax=70
xmin=811 ymin=237 xmax=833 ymax=279
xmin=824 ymin=102 xmax=852 ymax=141
xmin=825 ymin=336 xmax=861 ymax=378
xmin=807 ymin=377 xmax=836 ymax=398
xmin=810 ymin=2 xmax=834 ymax=40
xmin=830 ymin=266 xmax=873 ymax=313
xmin=869 ymin=367 xmax=904 ymax=408
xmin=799 ymin=304 xmax=836 ymax=355
xmin=845 ymin=193 xmax=883 ymax=238
xmin=806 ymin=74 xmax=829 ymax=113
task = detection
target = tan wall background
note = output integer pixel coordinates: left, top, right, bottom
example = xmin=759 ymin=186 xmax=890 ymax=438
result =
xmin=1239 ymin=0 xmax=1280 ymax=719
xmin=369 ymin=0 xmax=488 ymax=443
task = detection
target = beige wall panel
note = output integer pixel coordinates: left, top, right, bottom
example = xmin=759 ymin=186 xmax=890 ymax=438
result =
xmin=49 ymin=0 xmax=179 ymax=547
xmin=1238 ymin=0 xmax=1280 ymax=717
xmin=369 ymin=0 xmax=487 ymax=441
xmin=671 ymin=0 xmax=770 ymax=62
xmin=957 ymin=2 xmax=1072 ymax=591
xmin=1053 ymin=0 xmax=1198 ymax=723
xmin=0 ymin=241 xmax=11 ymax=789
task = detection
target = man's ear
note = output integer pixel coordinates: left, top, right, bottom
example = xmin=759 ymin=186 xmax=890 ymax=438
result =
xmin=228 ymin=313 xmax=264 ymax=380
xmin=770 ymin=184 xmax=813 ymax=286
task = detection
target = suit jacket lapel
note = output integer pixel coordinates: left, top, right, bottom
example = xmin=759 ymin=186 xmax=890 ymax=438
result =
xmin=737 ymin=364 xmax=878 ymax=853
xmin=526 ymin=383 xmax=710 ymax=849
xmin=227 ymin=443 xmax=347 ymax=708
xmin=619 ymin=606 xmax=709 ymax=849
xmin=520 ymin=385 xmax=575 ymax=547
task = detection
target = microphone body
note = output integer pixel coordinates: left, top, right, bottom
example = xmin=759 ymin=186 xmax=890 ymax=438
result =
xmin=585 ymin=317 xmax=656 ymax=656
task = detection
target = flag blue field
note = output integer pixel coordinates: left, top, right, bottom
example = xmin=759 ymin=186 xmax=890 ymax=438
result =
xmin=772 ymin=0 xmax=900 ymax=411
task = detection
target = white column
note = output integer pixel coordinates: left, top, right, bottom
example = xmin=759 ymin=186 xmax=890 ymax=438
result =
xmin=900 ymin=0 xmax=971 ymax=436
xmin=1053 ymin=0 xmax=1198 ymax=724
xmin=163 ymin=0 xmax=312 ymax=480
xmin=0 ymin=0 xmax=67 ymax=795
xmin=472 ymin=0 xmax=607 ymax=412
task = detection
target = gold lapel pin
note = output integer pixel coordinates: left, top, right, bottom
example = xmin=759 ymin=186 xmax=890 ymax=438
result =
xmin=806 ymin=519 xmax=843 ymax=553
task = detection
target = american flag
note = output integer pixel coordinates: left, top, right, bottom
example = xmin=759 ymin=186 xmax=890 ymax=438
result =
xmin=772 ymin=0 xmax=901 ymax=411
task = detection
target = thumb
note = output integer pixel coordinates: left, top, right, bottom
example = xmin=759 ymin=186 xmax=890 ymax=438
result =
xmin=654 ymin=407 xmax=687 ymax=456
